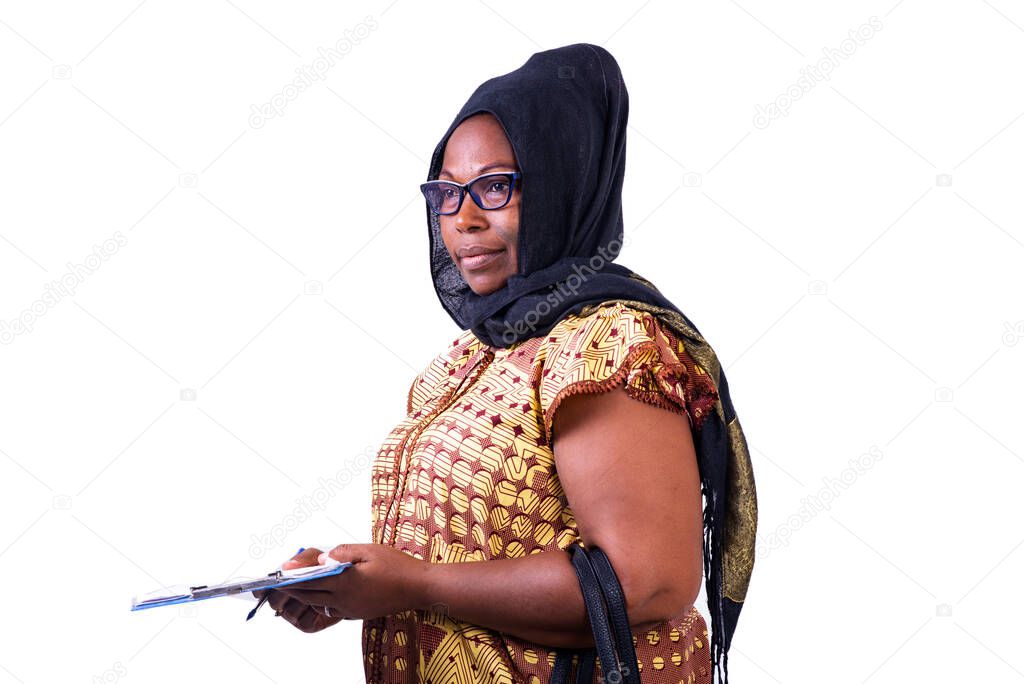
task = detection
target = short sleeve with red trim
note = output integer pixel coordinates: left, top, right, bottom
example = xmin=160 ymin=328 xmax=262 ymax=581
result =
xmin=534 ymin=301 xmax=719 ymax=443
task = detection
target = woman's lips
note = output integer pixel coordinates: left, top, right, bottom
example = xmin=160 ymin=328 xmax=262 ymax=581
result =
xmin=460 ymin=249 xmax=504 ymax=271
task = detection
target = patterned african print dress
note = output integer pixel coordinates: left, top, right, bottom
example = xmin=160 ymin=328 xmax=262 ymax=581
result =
xmin=364 ymin=301 xmax=719 ymax=683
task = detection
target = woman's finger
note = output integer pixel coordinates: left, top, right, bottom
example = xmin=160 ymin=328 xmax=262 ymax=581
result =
xmin=275 ymin=584 xmax=333 ymax=600
xmin=282 ymin=598 xmax=326 ymax=633
xmin=265 ymin=589 xmax=339 ymax=632
xmin=295 ymin=604 xmax=322 ymax=632
xmin=278 ymin=597 xmax=309 ymax=624
xmin=282 ymin=547 xmax=322 ymax=569
xmin=266 ymin=590 xmax=290 ymax=613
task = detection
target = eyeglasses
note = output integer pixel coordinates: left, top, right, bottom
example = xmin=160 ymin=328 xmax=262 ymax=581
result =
xmin=420 ymin=171 xmax=521 ymax=216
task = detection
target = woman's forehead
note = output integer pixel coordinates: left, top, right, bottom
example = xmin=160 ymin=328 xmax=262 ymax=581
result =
xmin=438 ymin=161 xmax=518 ymax=181
xmin=440 ymin=117 xmax=518 ymax=180
xmin=446 ymin=115 xmax=512 ymax=153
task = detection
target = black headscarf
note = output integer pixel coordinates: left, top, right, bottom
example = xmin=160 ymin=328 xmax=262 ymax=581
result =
xmin=423 ymin=43 xmax=757 ymax=683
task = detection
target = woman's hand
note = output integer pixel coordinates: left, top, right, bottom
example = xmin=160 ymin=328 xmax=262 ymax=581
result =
xmin=254 ymin=548 xmax=344 ymax=634
xmin=270 ymin=543 xmax=430 ymax=622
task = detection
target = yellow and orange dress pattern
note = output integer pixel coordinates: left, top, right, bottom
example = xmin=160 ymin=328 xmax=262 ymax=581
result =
xmin=364 ymin=301 xmax=719 ymax=683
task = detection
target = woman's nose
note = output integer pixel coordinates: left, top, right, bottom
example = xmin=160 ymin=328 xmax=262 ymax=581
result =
xmin=454 ymin=194 xmax=486 ymax=232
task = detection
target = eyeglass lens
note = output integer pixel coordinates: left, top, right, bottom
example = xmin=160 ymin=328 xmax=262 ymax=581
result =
xmin=423 ymin=174 xmax=515 ymax=215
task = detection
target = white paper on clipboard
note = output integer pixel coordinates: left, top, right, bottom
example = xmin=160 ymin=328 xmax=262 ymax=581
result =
xmin=130 ymin=560 xmax=353 ymax=611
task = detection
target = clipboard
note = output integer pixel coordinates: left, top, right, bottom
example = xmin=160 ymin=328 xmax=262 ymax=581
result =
xmin=130 ymin=561 xmax=353 ymax=611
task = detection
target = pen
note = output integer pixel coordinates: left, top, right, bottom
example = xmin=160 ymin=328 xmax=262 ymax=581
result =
xmin=245 ymin=547 xmax=306 ymax=621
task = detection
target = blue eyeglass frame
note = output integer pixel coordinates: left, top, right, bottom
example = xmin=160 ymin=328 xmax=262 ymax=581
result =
xmin=420 ymin=171 xmax=522 ymax=216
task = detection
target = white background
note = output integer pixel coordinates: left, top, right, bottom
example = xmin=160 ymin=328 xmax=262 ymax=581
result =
xmin=1 ymin=1 xmax=1022 ymax=682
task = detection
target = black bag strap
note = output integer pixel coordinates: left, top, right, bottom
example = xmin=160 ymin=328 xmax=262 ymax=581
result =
xmin=550 ymin=650 xmax=573 ymax=682
xmin=551 ymin=543 xmax=639 ymax=683
xmin=577 ymin=648 xmax=596 ymax=682
xmin=572 ymin=543 xmax=624 ymax=680
xmin=551 ymin=648 xmax=595 ymax=684
xmin=588 ymin=546 xmax=641 ymax=684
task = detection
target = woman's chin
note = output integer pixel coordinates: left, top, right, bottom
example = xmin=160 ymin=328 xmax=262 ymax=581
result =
xmin=464 ymin=272 xmax=511 ymax=296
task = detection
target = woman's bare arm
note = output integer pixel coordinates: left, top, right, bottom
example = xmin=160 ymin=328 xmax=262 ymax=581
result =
xmin=410 ymin=386 xmax=704 ymax=648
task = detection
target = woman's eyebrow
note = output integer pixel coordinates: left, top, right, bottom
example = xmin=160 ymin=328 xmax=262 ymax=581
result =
xmin=439 ymin=161 xmax=517 ymax=179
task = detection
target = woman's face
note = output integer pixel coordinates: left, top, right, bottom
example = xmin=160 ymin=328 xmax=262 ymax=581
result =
xmin=438 ymin=113 xmax=520 ymax=295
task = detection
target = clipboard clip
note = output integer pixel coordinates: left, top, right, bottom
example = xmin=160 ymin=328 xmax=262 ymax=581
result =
xmin=244 ymin=570 xmax=293 ymax=620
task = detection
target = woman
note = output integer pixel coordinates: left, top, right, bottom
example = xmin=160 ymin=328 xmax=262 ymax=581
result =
xmin=262 ymin=43 xmax=758 ymax=683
